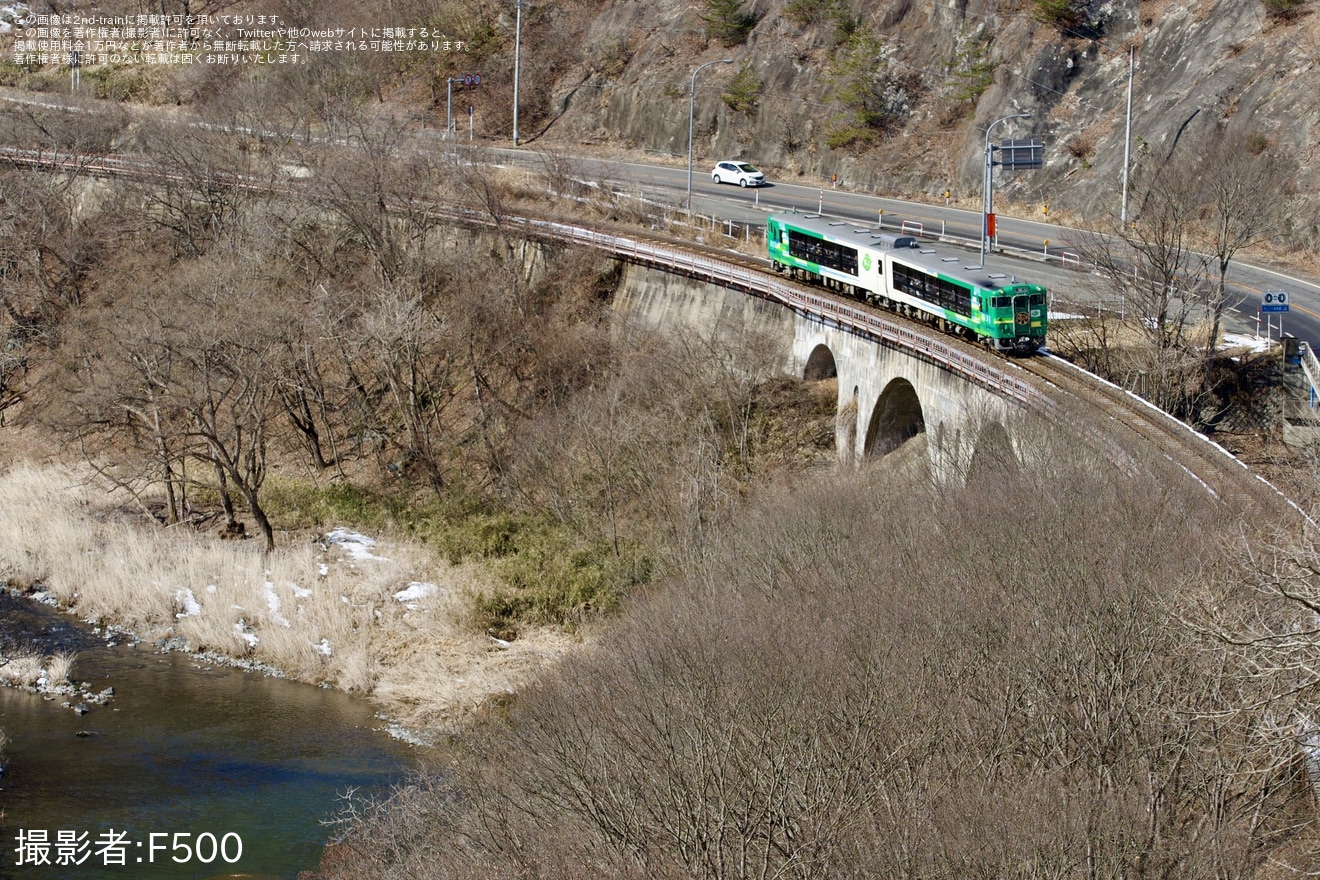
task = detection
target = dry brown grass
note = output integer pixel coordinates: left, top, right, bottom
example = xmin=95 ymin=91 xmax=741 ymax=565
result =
xmin=0 ymin=462 xmax=584 ymax=734
xmin=0 ymin=652 xmax=45 ymax=688
xmin=45 ymin=651 xmax=76 ymax=686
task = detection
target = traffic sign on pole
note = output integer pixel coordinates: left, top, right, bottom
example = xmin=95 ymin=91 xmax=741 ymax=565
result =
xmin=1262 ymin=289 xmax=1290 ymax=313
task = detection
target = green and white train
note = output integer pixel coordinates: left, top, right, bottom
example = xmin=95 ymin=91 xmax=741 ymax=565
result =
xmin=767 ymin=213 xmax=1048 ymax=355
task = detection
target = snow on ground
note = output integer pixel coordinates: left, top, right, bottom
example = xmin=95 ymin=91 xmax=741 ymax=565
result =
xmin=394 ymin=581 xmax=438 ymax=610
xmin=324 ymin=527 xmax=389 ymax=561
xmin=264 ymin=581 xmax=291 ymax=627
xmin=1221 ymin=332 xmax=1275 ymax=353
xmin=233 ymin=621 xmax=259 ymax=648
xmin=175 ymin=588 xmax=202 ymax=617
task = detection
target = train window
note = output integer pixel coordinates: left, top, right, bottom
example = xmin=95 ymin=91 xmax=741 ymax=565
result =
xmin=1030 ymin=294 xmax=1045 ymax=306
xmin=787 ymin=230 xmax=858 ymax=276
xmin=891 ymin=263 xmax=971 ymax=317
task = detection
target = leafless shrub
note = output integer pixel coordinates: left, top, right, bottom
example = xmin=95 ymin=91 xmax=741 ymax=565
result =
xmin=1066 ymin=131 xmax=1096 ymax=160
xmin=315 ymin=417 xmax=1306 ymax=879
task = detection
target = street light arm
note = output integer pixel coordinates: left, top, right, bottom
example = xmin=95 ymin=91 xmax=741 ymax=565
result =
xmin=983 ymin=112 xmax=1032 ymax=153
xmin=687 ymin=58 xmax=735 ymax=215
xmin=979 ymin=112 xmax=1033 ymax=268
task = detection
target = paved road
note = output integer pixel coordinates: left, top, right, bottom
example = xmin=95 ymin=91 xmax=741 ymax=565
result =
xmin=474 ymin=142 xmax=1319 ymax=348
xmin=3 ymin=86 xmax=1311 ymax=347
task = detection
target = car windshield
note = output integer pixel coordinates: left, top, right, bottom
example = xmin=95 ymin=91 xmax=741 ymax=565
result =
xmin=736 ymin=164 xmax=759 ymax=173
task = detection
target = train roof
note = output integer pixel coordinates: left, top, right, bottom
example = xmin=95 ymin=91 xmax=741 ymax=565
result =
xmin=769 ymin=212 xmax=1045 ymax=293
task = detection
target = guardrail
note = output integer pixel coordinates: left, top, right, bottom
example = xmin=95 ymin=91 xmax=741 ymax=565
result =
xmin=1302 ymin=342 xmax=1320 ymax=408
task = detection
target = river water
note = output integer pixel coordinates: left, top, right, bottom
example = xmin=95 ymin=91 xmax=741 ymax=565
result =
xmin=0 ymin=591 xmax=429 ymax=880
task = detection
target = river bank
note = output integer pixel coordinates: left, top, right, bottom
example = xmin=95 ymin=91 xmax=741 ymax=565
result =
xmin=0 ymin=588 xmax=426 ymax=880
xmin=0 ymin=462 xmax=584 ymax=739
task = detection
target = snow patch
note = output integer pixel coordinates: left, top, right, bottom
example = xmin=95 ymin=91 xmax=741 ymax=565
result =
xmin=264 ymin=582 xmax=291 ymax=627
xmin=312 ymin=638 xmax=332 ymax=657
xmin=234 ymin=621 xmax=259 ymax=648
xmin=324 ymin=528 xmax=388 ymax=561
xmin=175 ymin=588 xmax=202 ymax=618
xmin=1221 ymin=332 xmax=1274 ymax=354
xmin=394 ymin=582 xmax=437 ymax=602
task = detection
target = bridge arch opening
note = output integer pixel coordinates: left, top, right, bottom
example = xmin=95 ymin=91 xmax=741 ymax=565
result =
xmin=803 ymin=344 xmax=838 ymax=381
xmin=864 ymin=378 xmax=926 ymax=460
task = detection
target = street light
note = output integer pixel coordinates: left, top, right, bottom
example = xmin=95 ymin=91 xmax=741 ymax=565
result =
xmin=980 ymin=112 xmax=1031 ymax=268
xmin=1120 ymin=45 xmax=1135 ymax=226
xmin=687 ymin=58 xmax=734 ymax=215
xmin=512 ymin=0 xmax=524 ymax=146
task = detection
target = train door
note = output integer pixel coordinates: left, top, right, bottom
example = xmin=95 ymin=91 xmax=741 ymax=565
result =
xmin=1013 ymin=294 xmax=1031 ymax=335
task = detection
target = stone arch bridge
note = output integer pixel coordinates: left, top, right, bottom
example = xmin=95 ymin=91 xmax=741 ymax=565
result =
xmin=613 ymin=262 xmax=1031 ymax=481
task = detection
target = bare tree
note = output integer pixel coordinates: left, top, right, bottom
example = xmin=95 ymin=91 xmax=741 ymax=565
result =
xmin=49 ymin=245 xmax=295 ymax=550
xmin=314 ymin=411 xmax=1309 ymax=880
xmin=117 ymin=120 xmax=261 ymax=257
xmin=1077 ymin=161 xmax=1218 ymax=418
xmin=1187 ymin=131 xmax=1293 ymax=359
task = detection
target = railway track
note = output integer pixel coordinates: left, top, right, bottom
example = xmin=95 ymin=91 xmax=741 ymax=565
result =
xmin=1 ymin=141 xmax=1297 ymax=519
xmin=689 ymin=228 xmax=1295 ymax=517
xmin=1015 ymin=352 xmax=1291 ymax=517
xmin=667 ymin=233 xmax=1292 ymax=517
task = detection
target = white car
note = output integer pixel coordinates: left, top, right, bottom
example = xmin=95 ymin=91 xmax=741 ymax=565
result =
xmin=711 ymin=161 xmax=766 ymax=188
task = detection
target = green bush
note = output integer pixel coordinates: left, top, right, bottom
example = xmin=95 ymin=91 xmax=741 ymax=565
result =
xmin=261 ymin=478 xmax=653 ymax=635
xmin=0 ymin=59 xmax=24 ymax=87
xmin=824 ymin=31 xmax=920 ymax=148
xmin=475 ymin=536 xmax=652 ymax=638
xmin=949 ymin=30 xmax=996 ymax=105
xmin=721 ymin=62 xmax=761 ymax=113
xmin=784 ymin=0 xmax=855 ymax=43
xmin=702 ymin=0 xmax=756 ymax=46
xmin=1032 ymin=0 xmax=1083 ymax=30
xmin=1261 ymin=0 xmax=1306 ymax=18
xmin=85 ymin=65 xmax=151 ymax=102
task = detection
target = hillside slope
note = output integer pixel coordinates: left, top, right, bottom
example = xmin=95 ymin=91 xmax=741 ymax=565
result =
xmin=517 ymin=0 xmax=1319 ymax=251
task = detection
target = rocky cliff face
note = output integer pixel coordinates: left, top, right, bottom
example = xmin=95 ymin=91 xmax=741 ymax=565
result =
xmin=528 ymin=0 xmax=1320 ymax=252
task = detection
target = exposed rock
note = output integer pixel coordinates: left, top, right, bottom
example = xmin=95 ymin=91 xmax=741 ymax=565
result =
xmin=533 ymin=0 xmax=1320 ymax=248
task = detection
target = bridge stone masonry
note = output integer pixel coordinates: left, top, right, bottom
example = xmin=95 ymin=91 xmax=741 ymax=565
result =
xmin=613 ymin=263 xmax=1024 ymax=482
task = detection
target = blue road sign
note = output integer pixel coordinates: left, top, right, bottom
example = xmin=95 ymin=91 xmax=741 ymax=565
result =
xmin=1262 ymin=290 xmax=1290 ymax=313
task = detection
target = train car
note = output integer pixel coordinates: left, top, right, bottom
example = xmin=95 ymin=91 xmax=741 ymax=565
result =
xmin=766 ymin=212 xmax=1047 ymax=355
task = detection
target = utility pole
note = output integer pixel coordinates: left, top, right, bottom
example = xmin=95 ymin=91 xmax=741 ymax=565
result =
xmin=1120 ymin=45 xmax=1135 ymax=226
xmin=446 ymin=77 xmax=455 ymax=135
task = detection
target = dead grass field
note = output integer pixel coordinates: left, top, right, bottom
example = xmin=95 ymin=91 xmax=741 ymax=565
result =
xmin=0 ymin=461 xmax=586 ymax=736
